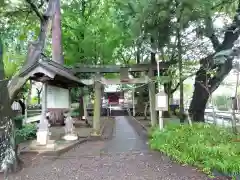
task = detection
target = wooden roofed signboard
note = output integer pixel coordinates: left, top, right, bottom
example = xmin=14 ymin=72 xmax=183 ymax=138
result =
xmin=18 ymin=59 xmax=86 ymax=87
xmin=18 ymin=59 xmax=87 ymax=110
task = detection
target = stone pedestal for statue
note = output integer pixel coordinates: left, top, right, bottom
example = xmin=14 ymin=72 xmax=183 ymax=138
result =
xmin=36 ymin=122 xmax=49 ymax=145
xmin=36 ymin=119 xmax=54 ymax=146
xmin=62 ymin=114 xmax=78 ymax=141
xmin=30 ymin=118 xmax=56 ymax=150
xmin=36 ymin=131 xmax=48 ymax=145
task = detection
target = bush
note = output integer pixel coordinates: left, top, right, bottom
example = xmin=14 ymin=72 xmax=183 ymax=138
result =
xmin=15 ymin=123 xmax=37 ymax=144
xmin=149 ymin=123 xmax=240 ymax=176
xmin=13 ymin=115 xmax=24 ymax=129
xmin=13 ymin=114 xmax=39 ymax=129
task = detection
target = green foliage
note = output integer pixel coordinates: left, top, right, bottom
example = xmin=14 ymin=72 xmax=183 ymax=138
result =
xmin=13 ymin=115 xmax=24 ymax=129
xmin=30 ymin=96 xmax=39 ymax=105
xmin=61 ymin=0 xmax=132 ymax=66
xmin=15 ymin=123 xmax=37 ymax=144
xmin=212 ymin=95 xmax=232 ymax=110
xmin=156 ymin=76 xmax=171 ymax=84
xmin=71 ymin=108 xmax=80 ymax=117
xmin=149 ymin=123 xmax=240 ymax=176
xmin=13 ymin=115 xmax=24 ymax=121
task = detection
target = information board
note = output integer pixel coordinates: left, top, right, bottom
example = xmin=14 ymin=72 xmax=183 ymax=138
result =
xmin=47 ymin=85 xmax=70 ymax=109
xmin=155 ymin=91 xmax=168 ymax=111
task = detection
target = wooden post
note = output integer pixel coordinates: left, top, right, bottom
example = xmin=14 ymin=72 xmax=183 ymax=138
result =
xmin=92 ymin=74 xmax=101 ymax=136
xmin=36 ymin=83 xmax=49 ymax=145
xmin=24 ymin=98 xmax=27 ymax=125
xmin=148 ymin=69 xmax=157 ymax=126
xmin=132 ymin=87 xmax=135 ymax=116
xmin=69 ymin=88 xmax=71 ymax=110
xmin=83 ymin=94 xmax=88 ymax=120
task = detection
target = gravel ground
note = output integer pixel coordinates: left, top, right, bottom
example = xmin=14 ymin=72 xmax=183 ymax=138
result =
xmin=3 ymin=116 xmax=227 ymax=180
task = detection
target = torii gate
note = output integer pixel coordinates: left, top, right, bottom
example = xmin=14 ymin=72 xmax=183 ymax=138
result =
xmin=71 ymin=62 xmax=169 ymax=136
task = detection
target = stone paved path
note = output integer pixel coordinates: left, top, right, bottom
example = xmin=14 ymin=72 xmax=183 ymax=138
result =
xmin=102 ymin=116 xmax=148 ymax=153
xmin=8 ymin=116 xmax=210 ymax=180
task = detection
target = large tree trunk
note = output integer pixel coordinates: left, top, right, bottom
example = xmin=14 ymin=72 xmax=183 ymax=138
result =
xmin=0 ymin=37 xmax=20 ymax=175
xmin=189 ymin=71 xmax=210 ymax=122
xmin=190 ymin=53 xmax=235 ymax=122
xmin=52 ymin=0 xmax=64 ymax=64
xmin=7 ymin=0 xmax=56 ymax=104
xmin=189 ymin=3 xmax=240 ymax=122
xmin=1 ymin=1 xmax=57 ymax=174
xmin=48 ymin=0 xmax=65 ymax=125
xmin=190 ymin=58 xmax=233 ymax=122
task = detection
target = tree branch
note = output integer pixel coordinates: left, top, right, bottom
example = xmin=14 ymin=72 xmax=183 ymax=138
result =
xmin=219 ymin=0 xmax=240 ymax=50
xmin=7 ymin=0 xmax=56 ymax=103
xmin=206 ymin=0 xmax=240 ymax=93
xmin=211 ymin=0 xmax=236 ymax=10
xmin=25 ymin=0 xmax=44 ymax=21
xmin=37 ymin=87 xmax=42 ymax=94
xmin=204 ymin=16 xmax=220 ymax=50
xmin=38 ymin=0 xmax=45 ymax=8
xmin=86 ymin=0 xmax=101 ymax=21
xmin=170 ymin=72 xmax=196 ymax=94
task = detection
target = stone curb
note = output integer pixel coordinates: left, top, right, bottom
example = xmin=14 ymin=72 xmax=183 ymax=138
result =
xmin=127 ymin=116 xmax=148 ymax=142
xmin=131 ymin=116 xmax=148 ymax=131
xmin=89 ymin=117 xmax=114 ymax=141
xmin=102 ymin=117 xmax=115 ymax=140
xmin=20 ymin=137 xmax=89 ymax=157
xmin=20 ymin=117 xmax=114 ymax=157
xmin=100 ymin=117 xmax=107 ymax=135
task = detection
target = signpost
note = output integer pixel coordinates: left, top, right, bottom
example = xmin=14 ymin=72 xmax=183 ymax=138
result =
xmin=155 ymin=54 xmax=168 ymax=130
xmin=155 ymin=91 xmax=168 ymax=130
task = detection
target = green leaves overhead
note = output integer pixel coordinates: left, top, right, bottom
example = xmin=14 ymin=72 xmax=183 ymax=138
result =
xmin=1 ymin=0 xmax=240 ymax=78
xmin=61 ymin=0 xmax=134 ymax=66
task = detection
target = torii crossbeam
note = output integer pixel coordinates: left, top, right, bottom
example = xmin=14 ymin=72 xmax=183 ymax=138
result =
xmin=72 ymin=62 xmax=169 ymax=73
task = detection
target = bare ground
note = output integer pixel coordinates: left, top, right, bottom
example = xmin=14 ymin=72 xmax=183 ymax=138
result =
xmin=1 ymin=116 xmax=230 ymax=180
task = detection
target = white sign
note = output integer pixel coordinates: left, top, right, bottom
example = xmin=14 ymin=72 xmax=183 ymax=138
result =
xmin=11 ymin=101 xmax=21 ymax=110
xmin=155 ymin=91 xmax=168 ymax=111
xmin=47 ymin=85 xmax=70 ymax=109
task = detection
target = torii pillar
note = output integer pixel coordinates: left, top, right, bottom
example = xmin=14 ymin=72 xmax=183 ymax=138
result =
xmin=92 ymin=73 xmax=102 ymax=136
xmin=148 ymin=69 xmax=157 ymax=126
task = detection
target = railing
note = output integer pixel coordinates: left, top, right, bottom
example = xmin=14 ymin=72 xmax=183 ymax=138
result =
xmin=204 ymin=111 xmax=240 ymax=127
